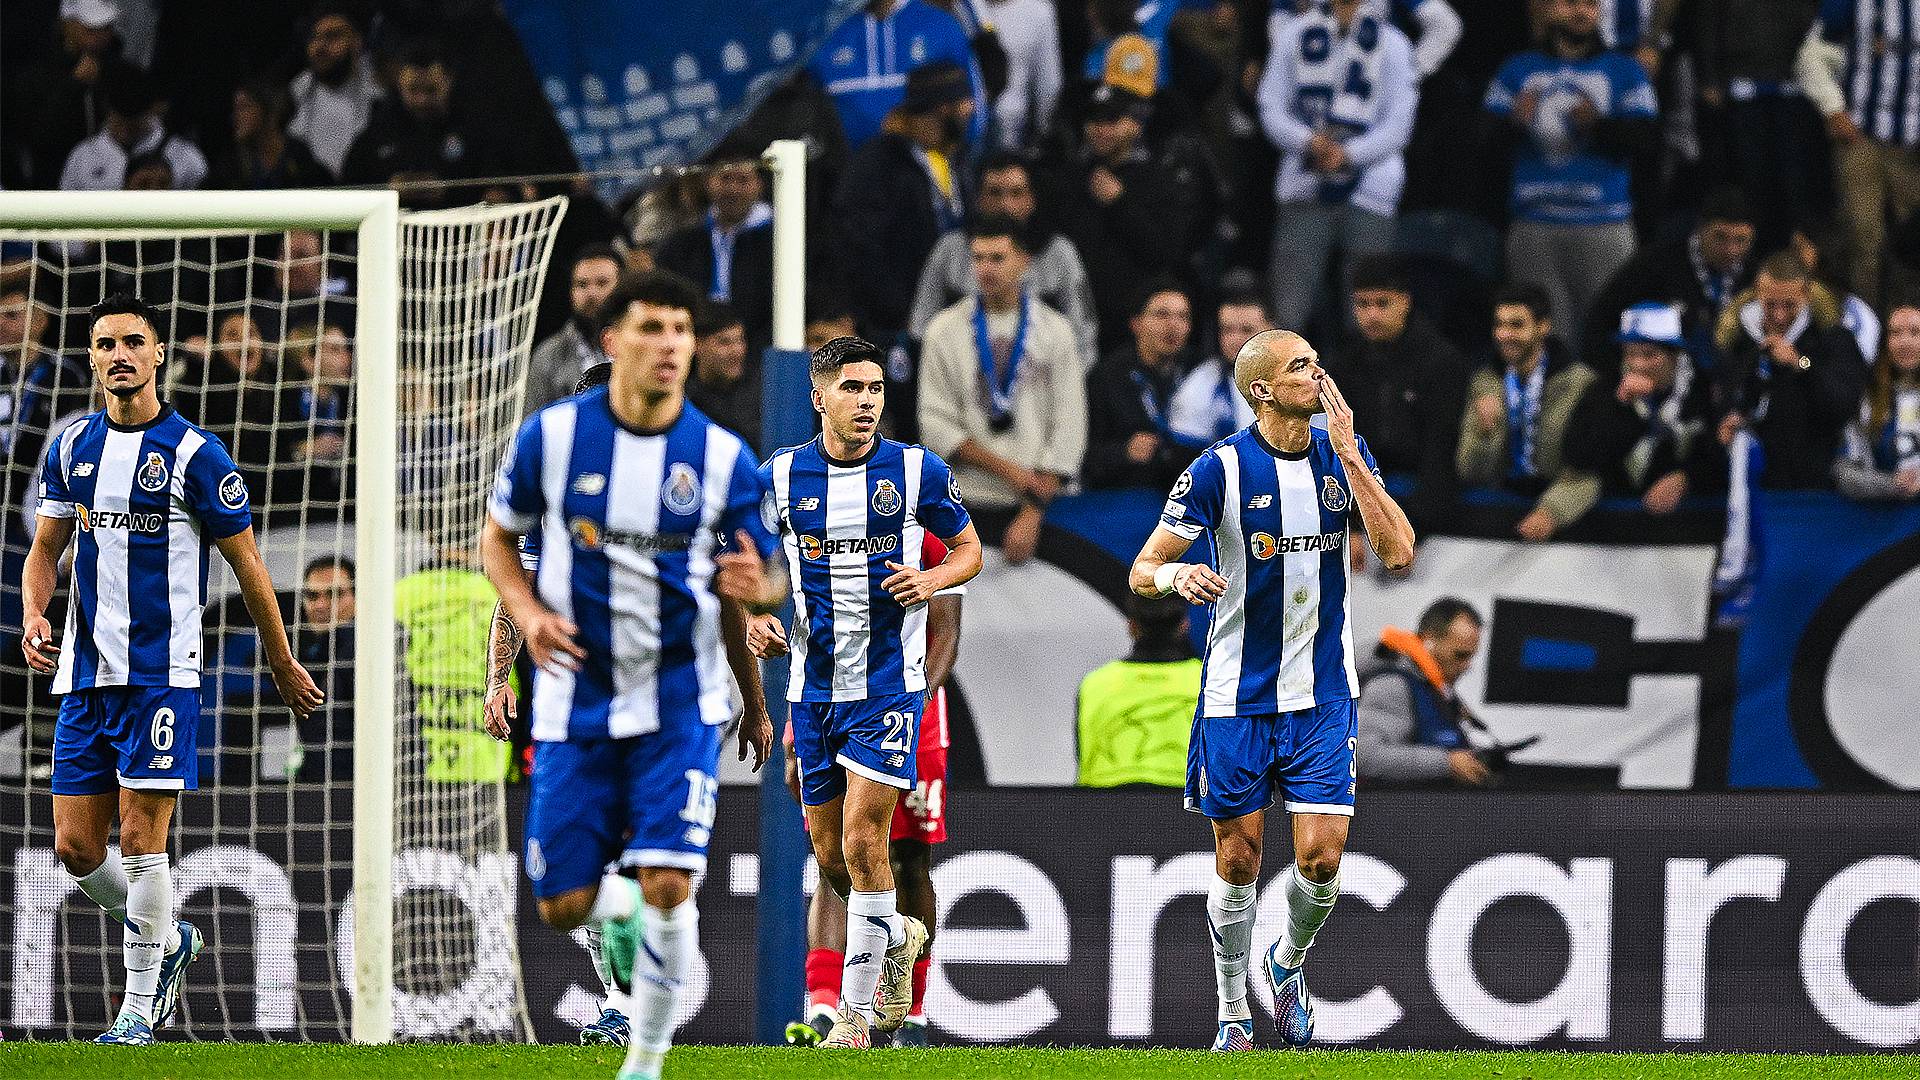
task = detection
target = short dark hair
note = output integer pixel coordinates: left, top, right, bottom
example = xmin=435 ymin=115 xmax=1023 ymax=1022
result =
xmin=1417 ymin=597 xmax=1482 ymax=637
xmin=104 ymin=62 xmax=157 ymax=119
xmin=695 ymin=300 xmax=745 ymax=337
xmin=303 ymin=555 xmax=356 ymax=582
xmin=810 ymin=335 xmax=885 ymax=384
xmin=1492 ymin=282 xmax=1552 ymax=323
xmin=571 ymin=241 xmax=622 ymax=273
xmin=978 ymin=149 xmax=1033 ymax=180
xmin=1216 ymin=286 xmax=1270 ymax=318
xmin=1698 ymin=186 xmax=1754 ymax=227
xmin=89 ymin=292 xmax=165 ymax=339
xmin=968 ymin=213 xmax=1030 ymax=254
xmin=597 ymin=269 xmax=702 ymax=330
xmin=1758 ymin=248 xmax=1811 ymax=285
xmin=1129 ymin=276 xmax=1188 ymax=318
xmin=1350 ymin=254 xmax=1410 ymax=295
xmin=394 ymin=38 xmax=448 ymax=72
xmin=574 ymin=362 xmax=612 ymax=394
xmin=806 ymin=299 xmax=856 ymax=329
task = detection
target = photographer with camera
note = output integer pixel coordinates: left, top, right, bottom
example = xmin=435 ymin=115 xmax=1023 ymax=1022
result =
xmin=1356 ymin=597 xmax=1499 ymax=788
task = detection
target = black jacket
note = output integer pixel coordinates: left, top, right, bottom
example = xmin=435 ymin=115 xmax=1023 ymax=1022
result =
xmin=294 ymin=624 xmax=355 ymax=784
xmin=1321 ymin=314 xmax=1469 ymax=527
xmin=1037 ymin=144 xmax=1201 ymax=354
xmin=1582 ymin=231 xmax=1751 ymax=377
xmin=1716 ymin=319 xmax=1866 ymax=489
xmin=830 ymin=132 xmax=967 ymax=341
xmin=657 ymin=219 xmax=775 ymax=349
xmin=1565 ymin=364 xmax=1724 ymax=497
xmin=1082 ymin=349 xmax=1194 ymax=491
xmin=340 ymin=100 xmax=501 ymax=207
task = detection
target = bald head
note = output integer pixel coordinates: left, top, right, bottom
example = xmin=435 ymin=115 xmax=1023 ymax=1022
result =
xmin=1233 ymin=329 xmax=1306 ymax=407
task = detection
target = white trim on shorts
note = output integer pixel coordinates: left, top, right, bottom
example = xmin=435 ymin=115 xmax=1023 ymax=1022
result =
xmin=618 ymin=849 xmax=708 ymax=873
xmin=117 ymin=773 xmax=186 ymax=792
xmin=1284 ymin=801 xmax=1355 ymax=817
xmin=836 ymin=753 xmax=912 ymax=790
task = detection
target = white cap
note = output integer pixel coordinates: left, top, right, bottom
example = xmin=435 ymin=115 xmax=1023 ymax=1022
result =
xmin=1616 ymin=302 xmax=1686 ymax=349
xmin=60 ymin=0 xmax=119 ymax=30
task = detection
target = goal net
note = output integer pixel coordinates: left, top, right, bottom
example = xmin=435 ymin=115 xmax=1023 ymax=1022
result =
xmin=0 ymin=192 xmax=566 ymax=1042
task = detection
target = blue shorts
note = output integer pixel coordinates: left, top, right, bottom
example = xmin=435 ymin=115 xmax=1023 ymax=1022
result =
xmin=1185 ymin=699 xmax=1356 ymax=820
xmin=789 ymin=692 xmax=923 ymax=806
xmin=524 ymin=719 xmax=721 ymax=899
xmin=53 ymin=686 xmax=201 ymax=796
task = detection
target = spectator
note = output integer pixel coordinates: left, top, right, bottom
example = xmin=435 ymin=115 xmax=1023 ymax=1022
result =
xmin=805 ymin=305 xmax=860 ymax=354
xmin=1168 ymin=286 xmax=1264 ymax=448
xmin=687 ymin=302 xmax=762 ymax=449
xmin=1835 ymin=301 xmax=1920 ymax=501
xmin=1691 ymin=0 xmax=1822 ymax=251
xmin=1083 ymin=0 xmax=1164 ymax=96
xmin=293 ymin=555 xmax=355 ymax=784
xmin=1716 ymin=252 xmax=1866 ymax=489
xmin=1483 ymin=0 xmax=1658 ymax=355
xmin=1355 ymin=597 xmax=1490 ymax=788
xmin=1797 ymin=1 xmax=1920 ymax=308
xmin=522 ymin=243 xmax=619 ymax=417
xmin=340 ymin=40 xmax=500 ymax=209
xmin=272 ymin=323 xmax=351 ymax=508
xmin=60 ymin=63 xmax=207 ymax=191
xmin=809 ymin=0 xmax=986 ymax=149
xmin=1566 ymin=302 xmax=1722 ymax=519
xmin=211 ymin=79 xmax=331 ymax=190
xmin=120 ymin=149 xmax=171 ymax=191
xmin=0 ymin=286 xmax=86 ymax=503
xmin=174 ymin=309 xmax=281 ymax=499
xmin=1710 ymin=216 xmax=1880 ymax=372
xmin=831 ymin=60 xmax=976 ymax=345
xmin=266 ymin=228 xmax=356 ymax=332
xmin=1326 ymin=255 xmax=1469 ymax=528
xmin=1256 ymin=0 xmax=1418 ymax=331
xmin=656 ymin=140 xmax=774 ymax=348
xmin=288 ymin=1 xmax=383 ymax=180
xmin=1084 ymin=279 xmax=1197 ymax=491
xmin=1037 ymin=84 xmax=1200 ymax=352
xmin=1268 ymin=0 xmax=1465 ymax=83
xmin=918 ymin=216 xmax=1087 ymax=564
xmin=1457 ymin=281 xmax=1599 ymax=541
xmin=1583 ymin=185 xmax=1756 ymax=376
xmin=909 ymin=151 xmax=1098 ymax=368
xmin=9 ymin=0 xmax=124 ymax=189
xmin=982 ymin=0 xmax=1062 ymax=150
xmin=1076 ymin=592 xmax=1198 ymax=788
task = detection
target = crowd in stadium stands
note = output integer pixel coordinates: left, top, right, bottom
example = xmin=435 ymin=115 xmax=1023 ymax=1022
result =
xmin=5 ymin=0 xmax=1920 ymax=783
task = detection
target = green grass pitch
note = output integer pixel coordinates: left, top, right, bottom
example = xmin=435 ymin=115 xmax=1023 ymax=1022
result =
xmin=3 ymin=1044 xmax=1918 ymax=1079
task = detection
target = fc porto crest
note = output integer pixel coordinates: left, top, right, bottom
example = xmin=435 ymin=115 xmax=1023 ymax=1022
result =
xmin=136 ymin=451 xmax=169 ymax=493
xmin=662 ymin=462 xmax=700 ymax=516
xmin=871 ymin=478 xmax=902 ymax=516
xmin=1320 ymin=474 xmax=1348 ymax=513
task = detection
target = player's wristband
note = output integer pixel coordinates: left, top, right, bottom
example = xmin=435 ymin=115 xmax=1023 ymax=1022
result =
xmin=1153 ymin=562 xmax=1187 ymax=597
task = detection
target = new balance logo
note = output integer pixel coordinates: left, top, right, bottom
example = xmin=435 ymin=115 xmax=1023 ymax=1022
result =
xmin=72 ymin=462 xmax=96 ymax=478
xmin=797 ymin=497 xmax=820 ymax=511
xmin=887 ymin=753 xmax=906 ymax=768
xmin=847 ymin=952 xmax=872 ymax=966
xmin=148 ymin=755 xmax=173 ymax=769
xmin=572 ymin=472 xmax=607 ymax=495
xmin=1248 ymin=494 xmax=1272 ymax=509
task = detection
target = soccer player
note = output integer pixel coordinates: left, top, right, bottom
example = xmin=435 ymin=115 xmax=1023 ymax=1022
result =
xmin=782 ymin=530 xmax=963 ymax=1048
xmin=745 ymin=336 xmax=982 ymax=1049
xmin=1129 ymin=329 xmax=1414 ymax=1051
xmin=481 ymin=271 xmax=784 ymax=1080
xmin=20 ymin=293 xmax=324 ymax=1044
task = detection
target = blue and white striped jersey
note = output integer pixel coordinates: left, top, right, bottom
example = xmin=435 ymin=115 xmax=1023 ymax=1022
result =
xmin=761 ymin=437 xmax=970 ymax=703
xmin=489 ymin=388 xmax=778 ymax=742
xmin=1159 ymin=425 xmax=1378 ymax=717
xmin=1820 ymin=0 xmax=1920 ymax=147
xmin=37 ymin=406 xmax=255 ymax=692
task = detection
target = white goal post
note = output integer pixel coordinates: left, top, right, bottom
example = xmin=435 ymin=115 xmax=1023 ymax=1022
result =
xmin=0 ymin=189 xmax=573 ymax=1045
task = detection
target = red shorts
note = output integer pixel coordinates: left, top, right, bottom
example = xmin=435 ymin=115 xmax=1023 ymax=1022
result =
xmin=787 ymin=687 xmax=949 ymax=845
xmin=890 ymin=686 xmax=948 ymax=844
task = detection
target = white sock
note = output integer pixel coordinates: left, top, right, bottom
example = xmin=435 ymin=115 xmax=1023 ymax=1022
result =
xmin=589 ymin=873 xmax=640 ymax=926
xmin=122 ymin=853 xmax=175 ymax=1024
xmin=842 ymin=889 xmax=901 ymax=1023
xmin=1206 ymin=875 xmax=1257 ymax=1022
xmin=74 ymin=849 xmax=129 ymax=924
xmin=623 ymin=901 xmax=695 ymax=1080
xmin=583 ymin=926 xmax=622 ymax=1004
xmin=1275 ymin=864 xmax=1340 ymax=970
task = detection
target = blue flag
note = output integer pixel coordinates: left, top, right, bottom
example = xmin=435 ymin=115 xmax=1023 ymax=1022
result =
xmin=500 ymin=0 xmax=866 ymax=200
